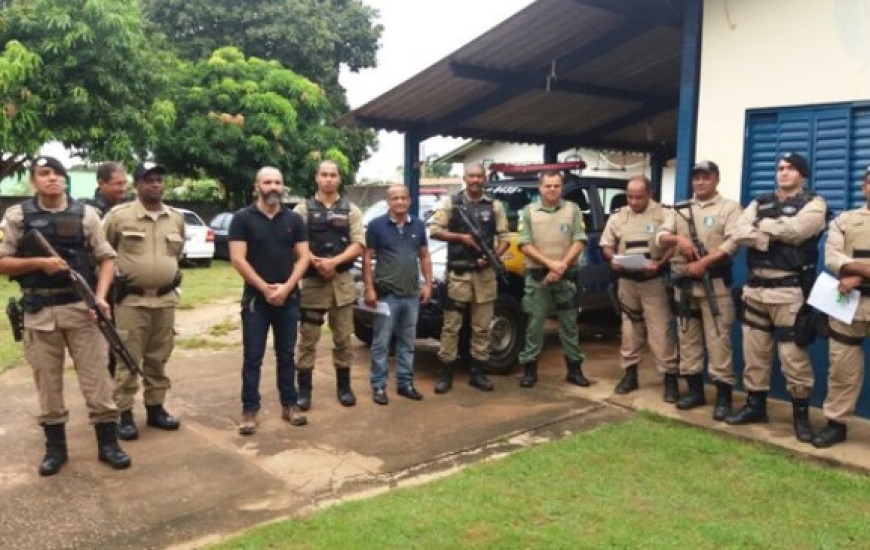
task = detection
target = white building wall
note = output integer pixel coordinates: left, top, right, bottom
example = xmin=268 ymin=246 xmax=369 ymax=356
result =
xmin=697 ymin=0 xmax=870 ymax=200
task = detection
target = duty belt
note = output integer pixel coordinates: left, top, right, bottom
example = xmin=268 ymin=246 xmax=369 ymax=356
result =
xmin=747 ymin=275 xmax=801 ymax=288
xmin=126 ymin=283 xmax=177 ymax=297
xmin=448 ymin=260 xmax=483 ymax=274
xmin=526 ymin=266 xmax=578 ymax=282
xmin=617 ymin=269 xmax=664 ymax=282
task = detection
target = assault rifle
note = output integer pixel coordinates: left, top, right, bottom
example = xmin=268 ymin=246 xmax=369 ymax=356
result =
xmin=21 ymin=230 xmax=142 ymax=377
xmin=673 ymin=201 xmax=721 ymax=336
xmin=455 ymin=204 xmax=508 ymax=285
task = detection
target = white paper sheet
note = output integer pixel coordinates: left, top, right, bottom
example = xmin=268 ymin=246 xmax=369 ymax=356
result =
xmin=354 ymin=298 xmax=391 ymax=317
xmin=612 ymin=254 xmax=653 ymax=271
xmin=807 ymin=272 xmax=860 ymax=324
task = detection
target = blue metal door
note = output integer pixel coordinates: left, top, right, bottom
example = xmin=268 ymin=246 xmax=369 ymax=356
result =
xmin=737 ymin=103 xmax=870 ymax=414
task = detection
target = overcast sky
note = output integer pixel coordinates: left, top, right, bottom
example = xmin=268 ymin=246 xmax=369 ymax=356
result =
xmin=340 ymin=0 xmax=535 ymax=180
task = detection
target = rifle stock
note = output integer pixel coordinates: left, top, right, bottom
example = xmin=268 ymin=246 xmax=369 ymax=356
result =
xmin=23 ymin=229 xmax=142 ymax=377
xmin=455 ymin=204 xmax=508 ymax=284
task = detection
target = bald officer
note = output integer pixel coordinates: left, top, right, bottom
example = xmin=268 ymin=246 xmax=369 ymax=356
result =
xmin=0 ymin=156 xmax=130 ymax=475
xmin=294 ymin=160 xmax=365 ymax=409
xmin=727 ymin=152 xmax=827 ymax=443
xmin=813 ymin=166 xmax=870 ymax=448
xmin=601 ymin=174 xmax=679 ymax=402
xmin=428 ymin=162 xmax=510 ymax=393
xmin=516 ymin=171 xmax=589 ymax=387
xmin=657 ymin=161 xmax=742 ymax=420
xmin=104 ymin=162 xmax=184 ymax=440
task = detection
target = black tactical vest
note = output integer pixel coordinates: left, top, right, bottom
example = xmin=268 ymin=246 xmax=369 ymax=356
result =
xmin=13 ymin=198 xmax=96 ymax=290
xmin=446 ymin=192 xmax=496 ymax=263
xmin=306 ymin=197 xmax=354 ymax=277
xmin=746 ymin=191 xmax=821 ymax=273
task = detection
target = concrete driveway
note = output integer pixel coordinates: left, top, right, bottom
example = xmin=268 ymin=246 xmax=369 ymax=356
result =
xmin=0 ymin=317 xmax=628 ymax=550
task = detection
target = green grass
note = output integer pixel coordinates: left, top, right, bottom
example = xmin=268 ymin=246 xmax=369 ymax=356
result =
xmin=0 ymin=277 xmax=18 ymax=372
xmin=178 ymin=260 xmax=243 ymax=309
xmin=0 ymin=261 xmax=243 ymax=371
xmin=212 ymin=414 xmax=870 ymax=550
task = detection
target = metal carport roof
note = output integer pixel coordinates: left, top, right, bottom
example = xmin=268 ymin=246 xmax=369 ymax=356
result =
xmin=340 ymin=0 xmax=688 ymax=156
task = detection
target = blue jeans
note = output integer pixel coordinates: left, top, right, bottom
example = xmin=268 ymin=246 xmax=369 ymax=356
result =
xmin=240 ymin=293 xmax=299 ymax=412
xmin=370 ymin=294 xmax=419 ymax=390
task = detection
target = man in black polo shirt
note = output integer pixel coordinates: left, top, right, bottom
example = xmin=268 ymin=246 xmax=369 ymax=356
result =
xmin=363 ymin=185 xmax=432 ymax=404
xmin=228 ymin=166 xmax=310 ymax=435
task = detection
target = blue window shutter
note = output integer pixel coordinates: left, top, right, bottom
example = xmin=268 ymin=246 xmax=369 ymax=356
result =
xmin=743 ymin=113 xmax=780 ymax=202
xmin=850 ymin=107 xmax=870 ymax=207
xmin=811 ymin=108 xmax=850 ymax=214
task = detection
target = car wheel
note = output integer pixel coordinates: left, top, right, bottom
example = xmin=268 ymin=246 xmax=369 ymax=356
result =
xmin=485 ymin=294 xmax=526 ymax=375
xmin=198 ymin=259 xmax=212 ymax=268
xmin=354 ymin=322 xmax=373 ymax=346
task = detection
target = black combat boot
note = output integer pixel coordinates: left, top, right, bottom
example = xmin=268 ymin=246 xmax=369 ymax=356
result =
xmin=614 ymin=364 xmax=639 ymax=395
xmin=297 ymin=369 xmax=313 ymax=411
xmin=117 ymin=409 xmax=139 ymax=440
xmin=335 ymin=366 xmax=357 ymax=407
xmin=434 ymin=361 xmax=455 ymax=394
xmin=565 ymin=357 xmax=590 ymax=387
xmin=95 ymin=422 xmax=131 ymax=470
xmin=146 ymin=404 xmax=180 ymax=430
xmin=725 ymin=391 xmax=769 ymax=425
xmin=468 ymin=360 xmax=494 ymax=392
xmin=812 ymin=420 xmax=848 ymax=448
xmin=39 ymin=423 xmax=68 ymax=477
xmin=676 ymin=374 xmax=706 ymax=410
xmin=520 ymin=361 xmax=537 ymax=388
xmin=663 ymin=373 xmax=680 ymax=404
xmin=792 ymin=398 xmax=814 ymax=443
xmin=712 ymin=381 xmax=733 ymax=421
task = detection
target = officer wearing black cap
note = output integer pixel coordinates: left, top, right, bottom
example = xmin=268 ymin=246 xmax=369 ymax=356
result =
xmin=727 ymin=152 xmax=828 ymax=442
xmin=656 ymin=160 xmax=742 ymax=419
xmin=0 ymin=155 xmax=131 ymax=475
xmin=103 ymin=161 xmax=185 ymax=440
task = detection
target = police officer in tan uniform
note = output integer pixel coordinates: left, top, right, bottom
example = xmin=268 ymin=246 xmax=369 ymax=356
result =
xmin=727 ymin=152 xmax=827 ymax=443
xmin=0 ymin=156 xmax=130 ymax=475
xmin=601 ymin=174 xmax=680 ymax=402
xmin=813 ymin=166 xmax=870 ymax=448
xmin=428 ymin=162 xmax=509 ymax=393
xmin=103 ymin=162 xmax=184 ymax=440
xmin=516 ymin=171 xmax=589 ymax=388
xmin=294 ymin=160 xmax=364 ymax=409
xmin=657 ymin=161 xmax=742 ymax=419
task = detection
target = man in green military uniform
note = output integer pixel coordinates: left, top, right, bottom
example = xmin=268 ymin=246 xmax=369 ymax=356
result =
xmin=516 ymin=171 xmax=590 ymax=387
xmin=0 ymin=156 xmax=131 ymax=475
xmin=428 ymin=162 xmax=510 ymax=393
xmin=103 ymin=162 xmax=185 ymax=440
xmin=294 ymin=160 xmax=365 ymax=409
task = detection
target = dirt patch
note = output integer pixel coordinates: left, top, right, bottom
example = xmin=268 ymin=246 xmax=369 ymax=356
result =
xmin=174 ymin=299 xmax=242 ymax=354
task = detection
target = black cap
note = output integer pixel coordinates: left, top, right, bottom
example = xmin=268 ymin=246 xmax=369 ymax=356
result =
xmin=779 ymin=152 xmax=810 ymax=178
xmin=30 ymin=156 xmax=67 ymax=178
xmin=691 ymin=160 xmax=719 ymax=175
xmin=134 ymin=162 xmax=166 ymax=181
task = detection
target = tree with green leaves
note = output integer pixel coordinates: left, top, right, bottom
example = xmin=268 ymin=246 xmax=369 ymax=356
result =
xmin=142 ymin=0 xmax=382 ymax=181
xmin=153 ymin=47 xmax=350 ymax=207
xmin=0 ymin=0 xmax=175 ymax=178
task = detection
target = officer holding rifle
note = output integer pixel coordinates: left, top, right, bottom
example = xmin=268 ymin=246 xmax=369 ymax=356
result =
xmin=657 ymin=161 xmax=742 ymax=419
xmin=0 ymin=156 xmax=131 ymax=476
xmin=428 ymin=162 xmax=509 ymax=393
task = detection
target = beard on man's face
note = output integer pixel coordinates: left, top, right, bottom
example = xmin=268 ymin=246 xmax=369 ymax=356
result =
xmin=263 ymin=190 xmax=282 ymax=205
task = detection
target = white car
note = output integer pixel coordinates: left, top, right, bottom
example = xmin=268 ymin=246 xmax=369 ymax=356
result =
xmin=177 ymin=208 xmax=215 ymax=268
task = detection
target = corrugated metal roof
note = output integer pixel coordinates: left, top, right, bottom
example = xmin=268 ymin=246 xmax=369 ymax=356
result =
xmin=340 ymin=0 xmax=685 ymax=154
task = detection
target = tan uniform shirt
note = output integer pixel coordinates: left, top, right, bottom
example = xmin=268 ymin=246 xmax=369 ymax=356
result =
xmin=826 ymin=206 xmax=870 ymax=321
xmin=103 ymin=201 xmax=185 ymax=308
xmin=0 ymin=198 xmax=116 ymax=330
xmin=733 ymin=193 xmax=827 ymax=304
xmin=656 ymin=193 xmax=742 ymax=297
xmin=426 ymin=191 xmax=510 ymax=244
xmin=600 ymin=200 xmax=668 ymax=260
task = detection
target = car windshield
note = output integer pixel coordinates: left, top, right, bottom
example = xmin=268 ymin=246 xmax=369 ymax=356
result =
xmin=485 ymin=182 xmax=541 ymax=231
xmin=362 ymin=194 xmax=442 ymax=226
xmin=182 ymin=212 xmax=204 ymax=226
